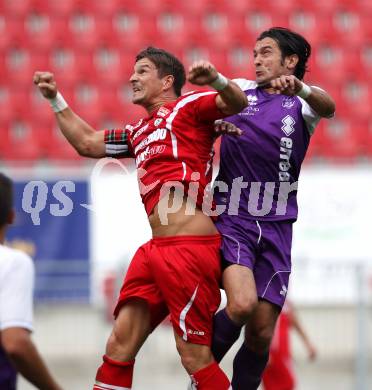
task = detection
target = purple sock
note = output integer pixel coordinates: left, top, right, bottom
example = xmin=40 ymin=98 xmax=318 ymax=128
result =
xmin=211 ymin=308 xmax=242 ymax=362
xmin=231 ymin=343 xmax=269 ymax=390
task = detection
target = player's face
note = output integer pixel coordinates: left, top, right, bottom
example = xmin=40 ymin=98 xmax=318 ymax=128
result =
xmin=130 ymin=58 xmax=164 ymax=105
xmin=253 ymin=38 xmax=290 ymax=86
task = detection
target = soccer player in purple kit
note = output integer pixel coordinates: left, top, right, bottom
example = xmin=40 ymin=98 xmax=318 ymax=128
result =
xmin=211 ymin=27 xmax=335 ymax=389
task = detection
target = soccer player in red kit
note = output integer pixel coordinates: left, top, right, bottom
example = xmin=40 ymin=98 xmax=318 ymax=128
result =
xmin=34 ymin=47 xmax=248 ymax=390
xmin=262 ymin=301 xmax=317 ymax=390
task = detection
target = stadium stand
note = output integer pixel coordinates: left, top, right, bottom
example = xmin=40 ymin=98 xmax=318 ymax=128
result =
xmin=1 ymin=0 xmax=371 ymax=161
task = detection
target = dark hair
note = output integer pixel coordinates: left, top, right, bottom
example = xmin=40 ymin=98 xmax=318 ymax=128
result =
xmin=136 ymin=47 xmax=186 ymax=96
xmin=0 ymin=173 xmax=13 ymax=228
xmin=257 ymin=27 xmax=311 ymax=80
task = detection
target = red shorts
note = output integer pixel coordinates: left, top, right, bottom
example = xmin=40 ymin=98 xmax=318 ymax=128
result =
xmin=114 ymin=234 xmax=222 ymax=346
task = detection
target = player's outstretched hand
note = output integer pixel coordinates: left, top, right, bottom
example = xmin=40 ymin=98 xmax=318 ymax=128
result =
xmin=307 ymin=343 xmax=317 ymax=361
xmin=270 ymin=75 xmax=303 ymax=96
xmin=33 ymin=71 xmax=58 ymax=99
xmin=214 ymin=120 xmax=243 ymax=137
xmin=188 ymin=60 xmax=219 ymax=86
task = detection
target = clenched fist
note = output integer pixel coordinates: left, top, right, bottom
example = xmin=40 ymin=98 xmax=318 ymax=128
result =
xmin=33 ymin=71 xmax=58 ymax=99
xmin=270 ymin=75 xmax=303 ymax=96
xmin=187 ymin=60 xmax=219 ymax=86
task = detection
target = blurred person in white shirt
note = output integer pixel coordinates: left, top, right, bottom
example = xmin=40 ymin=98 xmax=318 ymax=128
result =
xmin=0 ymin=172 xmax=63 ymax=390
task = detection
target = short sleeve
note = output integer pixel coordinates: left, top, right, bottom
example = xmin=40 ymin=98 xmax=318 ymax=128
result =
xmin=0 ymin=252 xmax=34 ymax=331
xmin=104 ymin=128 xmax=133 ymax=158
xmin=299 ymin=86 xmax=334 ymax=135
xmin=232 ymin=78 xmax=257 ymax=91
xmin=299 ymin=96 xmax=321 ymax=136
xmin=193 ymin=91 xmax=226 ymax=123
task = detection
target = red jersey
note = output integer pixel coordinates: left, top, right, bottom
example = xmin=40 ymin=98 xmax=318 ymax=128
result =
xmin=262 ymin=302 xmax=295 ymax=390
xmin=104 ymin=90 xmax=225 ymax=215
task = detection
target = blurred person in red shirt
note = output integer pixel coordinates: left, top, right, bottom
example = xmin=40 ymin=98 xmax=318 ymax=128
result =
xmin=262 ymin=301 xmax=317 ymax=390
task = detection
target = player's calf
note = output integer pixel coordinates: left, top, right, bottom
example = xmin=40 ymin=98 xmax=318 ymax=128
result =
xmin=244 ymin=302 xmax=280 ymax=355
xmin=175 ymin=334 xmax=231 ymax=389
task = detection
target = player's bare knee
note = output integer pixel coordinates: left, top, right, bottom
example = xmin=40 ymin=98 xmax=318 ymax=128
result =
xmin=228 ymin=294 xmax=258 ymax=324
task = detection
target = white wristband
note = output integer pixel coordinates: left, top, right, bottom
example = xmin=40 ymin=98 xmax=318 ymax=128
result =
xmin=48 ymin=92 xmax=68 ymax=113
xmin=210 ymin=73 xmax=229 ymax=91
xmin=296 ymin=82 xmax=312 ymax=99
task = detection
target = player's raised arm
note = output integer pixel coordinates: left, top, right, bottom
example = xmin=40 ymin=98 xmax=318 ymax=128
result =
xmin=269 ymin=75 xmax=336 ymax=118
xmin=187 ymin=61 xmax=248 ymax=115
xmin=33 ymin=71 xmax=105 ymax=158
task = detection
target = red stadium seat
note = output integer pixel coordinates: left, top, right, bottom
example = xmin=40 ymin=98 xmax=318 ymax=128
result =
xmin=226 ymin=45 xmax=256 ymax=79
xmin=73 ymin=80 xmax=141 ymax=129
xmin=365 ymin=119 xmax=372 ymax=157
xmin=71 ymin=83 xmax=102 ymax=127
xmin=320 ymin=117 xmax=364 ymax=161
xmin=26 ymin=87 xmax=56 ymax=124
xmin=154 ymin=12 xmax=194 ymax=48
xmin=329 ymin=10 xmax=364 ymax=47
xmin=348 ymin=119 xmax=370 ymax=157
xmin=115 ymin=83 xmax=146 ymax=124
xmin=90 ymin=0 xmax=122 ymax=16
xmin=312 ymin=44 xmax=353 ymax=84
xmin=21 ymin=12 xmax=64 ymax=50
xmin=136 ymin=0 xmax=172 ymax=13
xmin=122 ymin=104 xmax=146 ymax=125
xmin=47 ymin=0 xmax=76 ymax=16
xmin=359 ymin=14 xmax=372 ymax=41
xmin=219 ymin=0 xmax=265 ymax=14
xmin=3 ymin=46 xmax=49 ymax=88
xmin=311 ymin=0 xmax=356 ymax=14
xmin=341 ymin=79 xmax=371 ymax=121
xmin=207 ymin=51 xmax=229 ymax=74
xmin=48 ymin=49 xmax=92 ymax=87
xmin=331 ymin=83 xmax=347 ymax=110
xmin=2 ymin=0 xmax=32 ymax=16
xmin=93 ymin=47 xmax=132 ymax=86
xmin=177 ymin=0 xmax=215 ymax=16
xmin=181 ymin=46 xmax=211 ymax=69
xmin=359 ymin=44 xmax=372 ymax=80
xmin=44 ymin=123 xmax=83 ymax=161
xmin=196 ymin=12 xmax=238 ymax=49
xmin=264 ymin=0 xmax=299 ymax=14
xmin=100 ymin=103 xmax=145 ymax=128
xmin=111 ymin=12 xmax=150 ymax=50
xmin=63 ymin=13 xmax=109 ymax=50
xmin=98 ymin=87 xmax=121 ymax=117
xmin=0 ymin=116 xmax=47 ymax=161
xmin=358 ymin=0 xmax=372 ymax=14
xmin=240 ymin=10 xmax=287 ymax=41
xmin=0 ymin=85 xmax=16 ymax=122
xmin=287 ymin=11 xmax=327 ymax=46
xmin=3 ymin=88 xmax=41 ymax=122
xmin=0 ymin=16 xmax=24 ymax=50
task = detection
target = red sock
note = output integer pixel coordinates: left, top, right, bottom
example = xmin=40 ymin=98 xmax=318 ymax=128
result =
xmin=93 ymin=355 xmax=134 ymax=390
xmin=191 ymin=361 xmax=231 ymax=390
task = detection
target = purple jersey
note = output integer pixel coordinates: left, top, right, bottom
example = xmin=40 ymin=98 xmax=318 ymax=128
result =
xmin=214 ymin=79 xmax=321 ymax=221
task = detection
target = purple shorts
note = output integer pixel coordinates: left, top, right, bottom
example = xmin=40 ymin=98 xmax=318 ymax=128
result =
xmin=215 ymin=215 xmax=293 ymax=308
